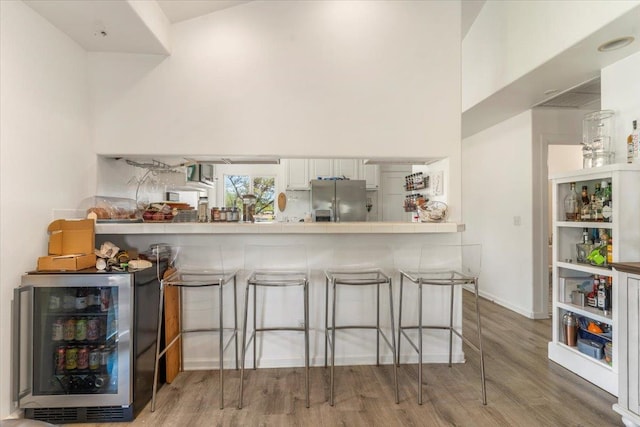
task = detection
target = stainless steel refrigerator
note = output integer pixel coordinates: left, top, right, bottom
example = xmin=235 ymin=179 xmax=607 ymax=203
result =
xmin=12 ymin=264 xmax=166 ymax=423
xmin=311 ymin=179 xmax=367 ymax=222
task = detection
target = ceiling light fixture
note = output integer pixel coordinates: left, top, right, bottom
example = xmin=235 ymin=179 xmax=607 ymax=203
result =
xmin=597 ymin=36 xmax=634 ymax=52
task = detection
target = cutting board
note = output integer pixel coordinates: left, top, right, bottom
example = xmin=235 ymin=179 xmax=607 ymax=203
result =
xmin=163 ymin=267 xmax=181 ymax=383
xmin=277 ymin=192 xmax=287 ymax=212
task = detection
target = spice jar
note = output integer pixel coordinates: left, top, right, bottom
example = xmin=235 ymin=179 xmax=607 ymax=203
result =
xmin=211 ymin=207 xmax=220 ymax=222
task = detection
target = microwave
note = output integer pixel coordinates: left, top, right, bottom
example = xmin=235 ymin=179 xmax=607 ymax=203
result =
xmin=186 ymin=163 xmax=215 ymax=185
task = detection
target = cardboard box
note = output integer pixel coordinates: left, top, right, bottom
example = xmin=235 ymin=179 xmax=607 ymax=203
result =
xmin=37 ymin=219 xmax=96 ymax=271
xmin=37 ymin=253 xmax=97 ymax=271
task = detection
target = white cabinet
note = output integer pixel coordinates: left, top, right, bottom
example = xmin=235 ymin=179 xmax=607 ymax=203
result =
xmin=310 ymin=159 xmax=361 ymax=180
xmin=284 ymin=159 xmax=310 ymax=190
xmin=288 ymin=159 xmax=377 ymax=188
xmin=548 ymin=164 xmax=640 ymax=396
xmin=362 ymin=164 xmax=380 ymax=189
xmin=310 ymin=159 xmax=333 ymax=179
xmin=333 ymin=159 xmax=360 ymax=180
xmin=613 ymin=266 xmax=640 ymax=427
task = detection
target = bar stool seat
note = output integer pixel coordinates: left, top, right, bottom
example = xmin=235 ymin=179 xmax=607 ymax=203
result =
xmin=151 ymin=246 xmax=238 ymax=411
xmin=238 ymin=245 xmax=310 ymax=409
xmin=324 ymin=246 xmax=399 ymax=406
xmin=397 ymin=243 xmax=486 ymax=405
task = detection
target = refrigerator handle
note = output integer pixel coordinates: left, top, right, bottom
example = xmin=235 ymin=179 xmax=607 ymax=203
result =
xmin=335 ymin=199 xmax=340 ymax=222
xmin=12 ymin=286 xmax=33 ymax=405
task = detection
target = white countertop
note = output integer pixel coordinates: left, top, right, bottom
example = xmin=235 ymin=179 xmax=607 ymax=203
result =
xmin=96 ymin=221 xmax=464 ymax=235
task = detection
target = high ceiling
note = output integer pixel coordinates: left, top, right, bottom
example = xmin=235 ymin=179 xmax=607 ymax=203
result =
xmin=23 ymin=0 xmax=482 ymax=55
xmin=156 ymin=0 xmax=251 ymax=23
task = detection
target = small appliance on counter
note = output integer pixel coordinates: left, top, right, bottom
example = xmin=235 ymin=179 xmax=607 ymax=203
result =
xmin=314 ymin=209 xmax=332 ymax=222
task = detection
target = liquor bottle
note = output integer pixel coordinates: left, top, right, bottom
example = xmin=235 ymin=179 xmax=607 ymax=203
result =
xmin=600 ymin=180 xmax=612 ymax=222
xmin=564 ymin=182 xmax=579 ymax=221
xmin=580 ymin=186 xmax=591 ymax=221
xmin=598 ymin=277 xmax=611 ymax=312
xmin=633 ymin=120 xmax=639 ymax=160
xmin=605 ymin=277 xmax=613 ymax=315
xmin=588 ymin=275 xmax=600 ymax=308
xmin=590 ymin=194 xmax=602 ymax=222
xmin=75 ymin=288 xmax=87 ymax=311
xmin=628 ymin=123 xmax=635 ymax=163
xmin=607 ymin=238 xmax=613 ymax=264
xmin=592 ymin=184 xmax=603 ymax=222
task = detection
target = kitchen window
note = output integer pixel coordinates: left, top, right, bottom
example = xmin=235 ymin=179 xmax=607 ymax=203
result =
xmin=224 ymin=174 xmax=276 ymax=218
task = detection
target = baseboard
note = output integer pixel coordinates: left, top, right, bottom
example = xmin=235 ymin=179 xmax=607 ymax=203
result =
xmin=183 ymin=351 xmax=466 ymax=370
xmin=464 ymin=286 xmax=545 ymax=319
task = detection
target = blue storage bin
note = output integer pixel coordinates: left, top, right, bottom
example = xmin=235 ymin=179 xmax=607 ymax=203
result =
xmin=577 ymin=338 xmax=604 ymax=359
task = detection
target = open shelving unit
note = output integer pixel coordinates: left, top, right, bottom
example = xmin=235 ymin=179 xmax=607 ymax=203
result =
xmin=548 ymin=164 xmax=640 ymax=396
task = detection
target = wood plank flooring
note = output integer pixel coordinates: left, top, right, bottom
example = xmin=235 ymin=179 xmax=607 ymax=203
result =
xmin=69 ymin=293 xmax=621 ymax=426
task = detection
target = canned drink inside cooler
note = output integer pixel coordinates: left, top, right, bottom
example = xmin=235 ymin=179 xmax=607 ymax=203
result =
xmin=75 ymin=319 xmax=87 ymax=341
xmin=65 ymin=347 xmax=78 ymax=370
xmin=55 ymin=346 xmax=65 ymax=374
xmin=52 ymin=318 xmax=64 ymax=341
xmin=63 ymin=318 xmax=76 ymax=341
xmin=89 ymin=348 xmax=100 ymax=371
xmin=100 ymin=288 xmax=111 ymax=312
xmin=77 ymin=346 xmax=89 ymax=370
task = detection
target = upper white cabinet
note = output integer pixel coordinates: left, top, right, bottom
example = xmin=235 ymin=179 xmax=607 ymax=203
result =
xmin=362 ymin=164 xmax=380 ymax=189
xmin=310 ymin=159 xmax=362 ymax=181
xmin=310 ymin=159 xmax=334 ymax=179
xmin=333 ymin=159 xmax=360 ymax=180
xmin=292 ymin=159 xmax=378 ymax=189
xmin=284 ymin=159 xmax=310 ymax=190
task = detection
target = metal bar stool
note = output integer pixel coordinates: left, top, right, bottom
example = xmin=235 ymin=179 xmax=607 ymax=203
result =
xmin=151 ymin=245 xmax=238 ymax=410
xmin=397 ymin=243 xmax=486 ymax=405
xmin=324 ymin=245 xmax=399 ymax=406
xmin=238 ymin=244 xmax=309 ymax=409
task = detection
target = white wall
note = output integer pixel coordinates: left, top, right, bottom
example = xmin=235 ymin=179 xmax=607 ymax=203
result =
xmin=462 ymin=0 xmax=638 ymax=111
xmin=601 ymin=51 xmax=640 ymax=152
xmin=462 ymin=111 xmax=534 ymax=316
xmin=0 ymin=0 xmax=93 ymax=418
xmin=88 ymin=1 xmax=461 ymax=160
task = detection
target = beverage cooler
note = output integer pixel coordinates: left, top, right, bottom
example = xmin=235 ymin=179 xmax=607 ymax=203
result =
xmin=12 ymin=265 xmax=166 ymax=423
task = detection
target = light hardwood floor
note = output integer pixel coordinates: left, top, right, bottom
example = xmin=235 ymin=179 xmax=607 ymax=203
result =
xmin=71 ymin=293 xmax=621 ymax=427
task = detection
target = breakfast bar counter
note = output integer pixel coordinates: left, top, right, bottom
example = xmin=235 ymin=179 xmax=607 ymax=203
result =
xmin=95 ymin=221 xmax=467 ymax=371
xmin=96 ymin=221 xmax=464 ymax=235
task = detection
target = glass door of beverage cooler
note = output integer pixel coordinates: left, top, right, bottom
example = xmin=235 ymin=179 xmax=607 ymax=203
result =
xmin=13 ymin=273 xmax=132 ymax=409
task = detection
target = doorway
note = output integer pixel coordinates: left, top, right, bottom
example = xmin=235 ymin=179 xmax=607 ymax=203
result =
xmin=546 ymin=144 xmax=583 ymax=315
xmin=380 ymin=165 xmax=411 ymax=221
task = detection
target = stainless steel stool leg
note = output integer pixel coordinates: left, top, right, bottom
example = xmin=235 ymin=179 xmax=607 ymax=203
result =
xmin=324 ymin=276 xmax=329 ymax=368
xmin=448 ymin=281 xmax=455 ymax=367
xmin=238 ymin=283 xmax=251 ymax=409
xmin=219 ymin=279 xmax=224 ymax=409
xmin=151 ymin=281 xmax=165 ymax=412
xmin=330 ymin=278 xmax=337 ymax=406
xmin=253 ymin=283 xmax=257 ymax=370
xmin=475 ymin=278 xmax=487 ymax=405
xmin=397 ymin=274 xmax=404 ymax=367
xmin=376 ymin=282 xmax=380 ymax=366
xmin=418 ymin=280 xmax=423 ymax=405
xmin=234 ymin=275 xmax=239 ymax=370
xmin=388 ymin=279 xmax=399 ymax=404
xmin=304 ymin=280 xmax=310 ymax=408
